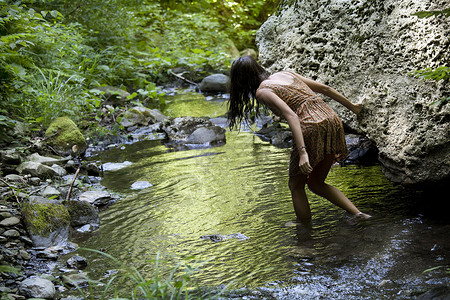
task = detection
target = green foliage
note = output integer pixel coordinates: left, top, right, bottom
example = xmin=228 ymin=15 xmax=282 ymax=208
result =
xmin=412 ymin=8 xmax=449 ymax=105
xmin=0 ymin=0 xmax=279 ymax=141
xmin=68 ymin=249 xmax=227 ymax=299
xmin=412 ymin=9 xmax=450 ymax=18
xmin=411 ymin=66 xmax=450 ymax=82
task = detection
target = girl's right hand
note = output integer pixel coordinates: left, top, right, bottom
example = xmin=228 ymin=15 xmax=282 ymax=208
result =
xmin=299 ymin=151 xmax=313 ymax=175
xmin=353 ymin=98 xmax=367 ymax=116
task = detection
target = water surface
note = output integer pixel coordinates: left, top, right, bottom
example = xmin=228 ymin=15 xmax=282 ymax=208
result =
xmin=72 ymin=90 xmax=449 ymax=299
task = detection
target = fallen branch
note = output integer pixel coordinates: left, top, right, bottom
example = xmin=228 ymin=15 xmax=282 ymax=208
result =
xmin=65 ymin=166 xmax=81 ymax=202
xmin=169 ymin=70 xmax=198 ymax=86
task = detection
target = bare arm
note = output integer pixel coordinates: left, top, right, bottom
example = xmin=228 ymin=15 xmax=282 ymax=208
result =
xmin=256 ymin=88 xmax=313 ymax=175
xmin=296 ymin=75 xmax=363 ymax=115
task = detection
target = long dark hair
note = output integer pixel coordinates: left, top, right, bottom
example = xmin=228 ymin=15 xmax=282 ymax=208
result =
xmin=227 ymin=56 xmax=270 ymax=130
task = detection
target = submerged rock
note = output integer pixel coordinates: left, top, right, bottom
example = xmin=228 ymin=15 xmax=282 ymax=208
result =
xmin=201 ymin=233 xmax=250 ymax=242
xmin=78 ymin=190 xmax=115 ymax=207
xmin=130 ymin=181 xmax=153 ymax=190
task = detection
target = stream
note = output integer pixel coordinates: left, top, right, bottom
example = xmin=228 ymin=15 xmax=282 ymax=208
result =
xmin=68 ymin=88 xmax=449 ymax=299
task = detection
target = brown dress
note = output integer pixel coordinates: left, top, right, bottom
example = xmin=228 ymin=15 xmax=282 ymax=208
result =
xmin=257 ymin=71 xmax=348 ymax=176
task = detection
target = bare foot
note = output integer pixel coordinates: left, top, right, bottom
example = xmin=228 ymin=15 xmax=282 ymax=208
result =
xmin=284 ymin=221 xmax=303 ymax=227
xmin=354 ymin=212 xmax=372 ymax=219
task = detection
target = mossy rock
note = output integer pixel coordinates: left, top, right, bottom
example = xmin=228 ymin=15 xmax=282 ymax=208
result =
xmin=120 ymin=106 xmax=152 ymax=128
xmin=45 ymin=117 xmax=87 ymax=156
xmin=22 ymin=200 xmax=70 ymax=247
xmin=65 ymin=200 xmax=99 ymax=227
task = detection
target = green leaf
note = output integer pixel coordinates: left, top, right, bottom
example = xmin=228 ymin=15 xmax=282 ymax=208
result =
xmin=50 ymin=10 xmax=59 ymax=18
xmin=413 ymin=9 xmax=450 ymax=18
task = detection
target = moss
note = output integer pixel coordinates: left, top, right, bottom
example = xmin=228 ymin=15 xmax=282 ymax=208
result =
xmin=45 ymin=117 xmax=87 ymax=154
xmin=22 ymin=201 xmax=70 ymax=236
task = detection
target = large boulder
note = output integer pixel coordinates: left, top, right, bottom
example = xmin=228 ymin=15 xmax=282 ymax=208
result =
xmin=199 ymin=74 xmax=230 ymax=93
xmin=256 ymin=0 xmax=449 ymax=185
xmin=45 ymin=117 xmax=87 ymax=156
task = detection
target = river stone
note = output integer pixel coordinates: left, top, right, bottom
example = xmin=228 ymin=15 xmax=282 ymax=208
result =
xmin=0 ymin=211 xmax=12 ymax=219
xmin=4 ymin=174 xmax=24 ymax=183
xmin=19 ymin=277 xmax=56 ymax=299
xmin=148 ymin=108 xmax=169 ymax=123
xmin=51 ymin=164 xmax=67 ymax=176
xmin=256 ymin=0 xmax=449 ymax=185
xmin=0 ymin=149 xmax=22 ymax=165
xmin=66 ymin=200 xmax=99 ymax=227
xmin=45 ymin=117 xmax=87 ymax=156
xmin=186 ymin=127 xmax=226 ymax=145
xmin=164 ymin=116 xmax=226 ymax=146
xmin=0 ymin=216 xmax=20 ymax=227
xmin=22 ymin=200 xmax=70 ymax=247
xmin=79 ymin=190 xmax=114 ymax=206
xmin=102 ymin=161 xmax=133 ymax=171
xmin=19 ymin=249 xmax=31 ymax=260
xmin=66 ymin=255 xmax=87 ymax=270
xmin=120 ymin=106 xmax=151 ymax=128
xmin=3 ymin=229 xmax=20 ymax=237
xmin=130 ymin=181 xmax=153 ymax=190
xmin=28 ymin=153 xmax=62 ymax=166
xmin=17 ymin=161 xmax=58 ymax=178
xmin=62 ymin=273 xmax=89 ymax=288
xmin=199 ymin=74 xmax=230 ymax=93
xmin=41 ymin=186 xmax=61 ymax=199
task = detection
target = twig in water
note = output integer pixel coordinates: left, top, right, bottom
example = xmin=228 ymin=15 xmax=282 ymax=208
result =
xmin=65 ymin=166 xmax=81 ymax=202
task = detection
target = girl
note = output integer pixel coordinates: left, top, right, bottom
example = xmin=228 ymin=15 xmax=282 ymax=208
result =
xmin=227 ymin=56 xmax=371 ymax=225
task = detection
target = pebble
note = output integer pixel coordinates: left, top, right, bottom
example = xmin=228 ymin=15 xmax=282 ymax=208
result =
xmin=62 ymin=273 xmax=89 ymax=287
xmin=66 ymin=255 xmax=88 ymax=270
xmin=0 ymin=217 xmax=21 ymax=227
xmin=0 ymin=211 xmax=13 ymax=219
xmin=18 ymin=250 xmax=31 ymax=260
xmin=3 ymin=229 xmax=20 ymax=237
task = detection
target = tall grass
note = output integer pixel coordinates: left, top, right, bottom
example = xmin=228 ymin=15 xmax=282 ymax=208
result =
xmin=64 ymin=249 xmax=229 ymax=300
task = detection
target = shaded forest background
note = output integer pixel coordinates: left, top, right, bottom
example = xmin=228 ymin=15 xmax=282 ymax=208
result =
xmin=0 ymin=0 xmax=279 ymax=143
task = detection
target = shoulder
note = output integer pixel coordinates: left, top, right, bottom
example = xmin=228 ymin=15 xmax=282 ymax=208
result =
xmin=255 ymin=86 xmax=273 ymax=101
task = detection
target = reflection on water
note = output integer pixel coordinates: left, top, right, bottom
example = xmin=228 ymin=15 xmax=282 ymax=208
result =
xmin=73 ymin=90 xmax=449 ymax=299
xmin=78 ymin=132 xmax=449 ymax=299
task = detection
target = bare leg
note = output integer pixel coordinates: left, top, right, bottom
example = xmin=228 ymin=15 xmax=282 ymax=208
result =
xmin=307 ymin=154 xmax=369 ymax=217
xmin=288 ymin=173 xmax=312 ymax=225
